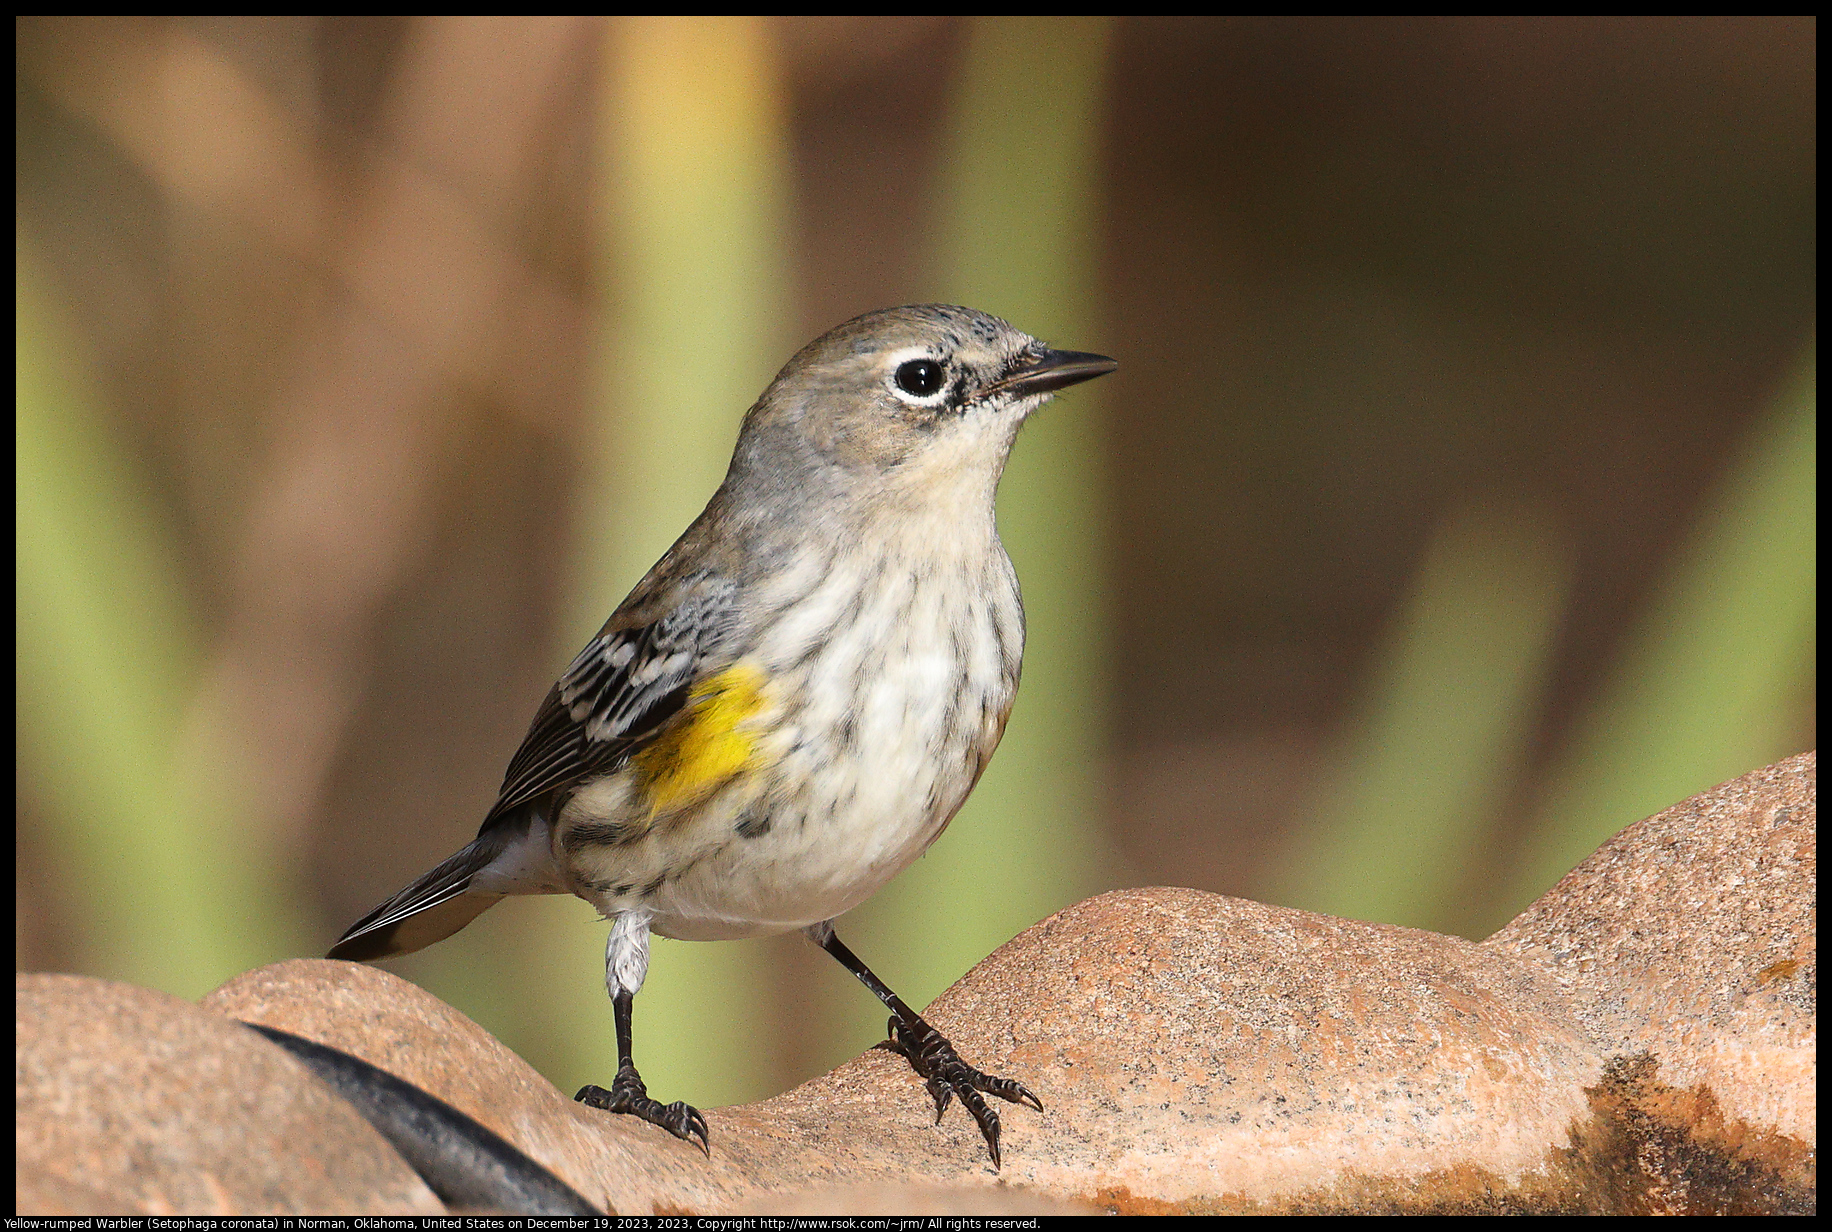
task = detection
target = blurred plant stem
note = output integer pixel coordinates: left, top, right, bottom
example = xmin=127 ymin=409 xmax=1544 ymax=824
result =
xmin=498 ymin=16 xmax=798 ymax=1109
xmin=17 ymin=245 xmax=305 ymax=993
xmin=1502 ymin=340 xmax=1816 ymax=918
xmin=1270 ymin=501 xmax=1573 ymax=936
xmin=834 ymin=16 xmax=1123 ymax=1052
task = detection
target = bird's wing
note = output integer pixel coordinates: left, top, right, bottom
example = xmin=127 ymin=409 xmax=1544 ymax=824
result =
xmin=483 ymin=571 xmax=738 ymax=824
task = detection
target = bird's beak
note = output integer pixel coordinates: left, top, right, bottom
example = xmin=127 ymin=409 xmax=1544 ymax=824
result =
xmin=991 ymin=348 xmax=1119 ymax=399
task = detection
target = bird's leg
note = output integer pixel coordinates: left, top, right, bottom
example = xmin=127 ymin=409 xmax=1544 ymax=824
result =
xmin=575 ymin=989 xmax=709 ymax=1154
xmin=576 ymin=915 xmax=708 ymax=1154
xmin=806 ymin=922 xmax=1041 ymax=1170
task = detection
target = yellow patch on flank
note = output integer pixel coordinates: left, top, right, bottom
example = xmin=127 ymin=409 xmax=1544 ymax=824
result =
xmin=631 ymin=662 xmax=771 ymax=818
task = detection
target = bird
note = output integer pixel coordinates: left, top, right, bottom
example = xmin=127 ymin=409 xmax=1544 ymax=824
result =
xmin=328 ymin=304 xmax=1117 ymax=1169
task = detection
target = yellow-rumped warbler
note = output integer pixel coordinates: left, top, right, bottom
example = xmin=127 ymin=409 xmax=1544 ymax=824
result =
xmin=329 ymin=305 xmax=1116 ymax=1168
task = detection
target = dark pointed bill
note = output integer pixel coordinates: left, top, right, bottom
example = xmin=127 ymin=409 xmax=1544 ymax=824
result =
xmin=993 ymin=348 xmax=1119 ymax=399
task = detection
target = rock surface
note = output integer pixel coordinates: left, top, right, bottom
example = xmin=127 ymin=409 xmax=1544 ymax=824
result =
xmin=16 ymin=752 xmax=1815 ymax=1214
xmin=1489 ymin=753 xmax=1815 ymax=1143
xmin=1487 ymin=751 xmax=1816 ymax=1213
xmin=15 ymin=975 xmax=442 ymax=1215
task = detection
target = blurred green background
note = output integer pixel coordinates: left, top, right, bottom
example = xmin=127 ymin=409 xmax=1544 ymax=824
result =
xmin=17 ymin=17 xmax=1815 ymax=1110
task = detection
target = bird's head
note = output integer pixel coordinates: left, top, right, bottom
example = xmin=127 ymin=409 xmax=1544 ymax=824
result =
xmin=730 ymin=304 xmax=1116 ymax=515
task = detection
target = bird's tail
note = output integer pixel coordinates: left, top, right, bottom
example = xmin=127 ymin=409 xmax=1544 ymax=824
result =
xmin=327 ymin=831 xmax=513 ymax=963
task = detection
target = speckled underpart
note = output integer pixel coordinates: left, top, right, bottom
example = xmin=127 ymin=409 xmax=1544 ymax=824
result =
xmin=558 ymin=517 xmax=1022 ymax=941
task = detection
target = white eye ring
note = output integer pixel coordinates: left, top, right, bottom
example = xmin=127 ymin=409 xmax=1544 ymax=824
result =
xmin=884 ymin=346 xmax=951 ymax=406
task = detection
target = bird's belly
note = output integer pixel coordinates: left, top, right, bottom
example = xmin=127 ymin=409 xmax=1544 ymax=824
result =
xmin=561 ymin=575 xmax=1018 ymax=941
xmin=646 ymin=790 xmax=944 ymax=942
xmin=649 ymin=658 xmax=1006 ymax=940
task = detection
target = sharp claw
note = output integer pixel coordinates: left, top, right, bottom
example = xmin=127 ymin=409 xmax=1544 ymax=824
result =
xmin=675 ymin=1103 xmax=711 ymax=1156
xmin=881 ymin=1017 xmax=1037 ymax=1170
xmin=577 ymin=1071 xmax=709 ymax=1154
xmin=930 ymin=1080 xmax=952 ymax=1123
xmin=957 ymin=1085 xmax=1003 ymax=1171
xmin=878 ymin=1017 xmax=914 ymax=1062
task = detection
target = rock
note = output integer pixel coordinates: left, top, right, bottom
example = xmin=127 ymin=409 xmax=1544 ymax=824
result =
xmin=203 ymin=959 xmax=632 ymax=1212
xmin=19 ymin=753 xmax=1814 ymax=1214
xmin=1487 ymin=749 xmax=1816 ymax=1212
xmin=728 ymin=888 xmax=1601 ymax=1211
xmin=15 ymin=974 xmax=442 ymax=1215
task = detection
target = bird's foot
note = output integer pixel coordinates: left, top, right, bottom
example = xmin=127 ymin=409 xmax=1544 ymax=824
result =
xmin=879 ymin=1015 xmax=1042 ymax=1170
xmin=576 ymin=1065 xmax=709 ymax=1155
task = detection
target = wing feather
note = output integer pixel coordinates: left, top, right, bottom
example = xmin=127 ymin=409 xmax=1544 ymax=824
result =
xmin=483 ymin=573 xmax=737 ymax=824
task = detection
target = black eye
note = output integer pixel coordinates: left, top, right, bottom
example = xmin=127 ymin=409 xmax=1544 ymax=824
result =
xmin=894 ymin=358 xmax=945 ymax=397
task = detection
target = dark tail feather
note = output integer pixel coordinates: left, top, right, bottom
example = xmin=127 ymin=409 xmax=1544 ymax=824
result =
xmin=328 ymin=833 xmax=510 ymax=962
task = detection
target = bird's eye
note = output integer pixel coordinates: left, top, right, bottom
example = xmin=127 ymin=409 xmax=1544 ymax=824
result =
xmin=894 ymin=358 xmax=945 ymax=398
